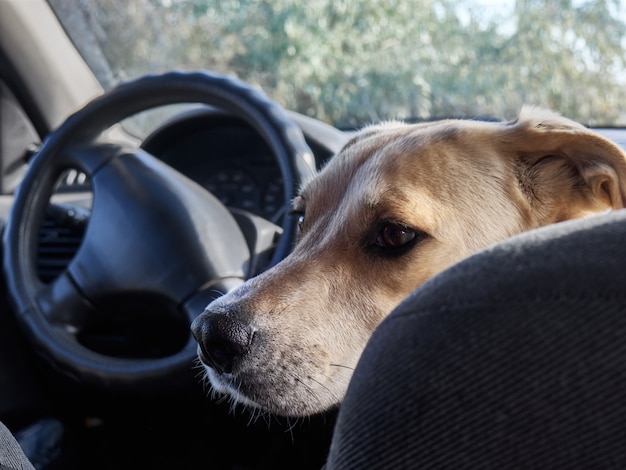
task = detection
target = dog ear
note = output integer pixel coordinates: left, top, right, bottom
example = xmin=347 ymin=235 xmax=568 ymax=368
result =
xmin=503 ymin=106 xmax=626 ymax=223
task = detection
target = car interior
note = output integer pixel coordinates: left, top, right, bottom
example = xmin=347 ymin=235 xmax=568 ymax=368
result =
xmin=2 ymin=1 xmax=626 ymax=469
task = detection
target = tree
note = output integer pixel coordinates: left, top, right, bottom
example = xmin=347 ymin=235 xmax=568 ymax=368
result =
xmin=61 ymin=0 xmax=626 ymax=127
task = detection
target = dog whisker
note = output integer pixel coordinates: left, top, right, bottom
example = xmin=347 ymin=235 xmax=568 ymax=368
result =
xmin=208 ymin=288 xmax=225 ymax=297
xmin=285 ymin=416 xmax=302 ymax=442
xmin=192 ymin=359 xmax=214 ymax=395
xmin=293 ymin=373 xmax=337 ymax=412
xmin=259 ymin=409 xmax=273 ymax=429
xmin=246 ymin=405 xmax=265 ymax=427
xmin=329 ymin=363 xmax=355 ymax=370
xmin=246 ymin=407 xmax=257 ymax=426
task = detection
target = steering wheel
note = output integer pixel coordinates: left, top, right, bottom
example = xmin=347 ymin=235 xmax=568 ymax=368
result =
xmin=2 ymin=71 xmax=316 ymax=393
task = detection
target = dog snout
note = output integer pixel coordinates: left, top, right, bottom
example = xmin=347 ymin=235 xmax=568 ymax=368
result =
xmin=191 ymin=312 xmax=253 ymax=374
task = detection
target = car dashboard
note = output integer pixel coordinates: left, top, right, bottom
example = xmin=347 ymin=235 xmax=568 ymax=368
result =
xmin=149 ymin=120 xmax=285 ymax=222
xmin=144 ymin=108 xmax=345 ymax=220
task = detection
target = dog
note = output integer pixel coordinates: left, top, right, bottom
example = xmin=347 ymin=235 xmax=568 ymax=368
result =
xmin=191 ymin=106 xmax=626 ymax=417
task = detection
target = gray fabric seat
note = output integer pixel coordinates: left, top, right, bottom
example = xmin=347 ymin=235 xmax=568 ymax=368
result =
xmin=0 ymin=421 xmax=34 ymax=470
xmin=325 ymin=209 xmax=626 ymax=469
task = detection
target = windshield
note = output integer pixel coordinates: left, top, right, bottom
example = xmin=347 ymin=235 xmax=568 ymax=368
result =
xmin=49 ymin=0 xmax=626 ymax=128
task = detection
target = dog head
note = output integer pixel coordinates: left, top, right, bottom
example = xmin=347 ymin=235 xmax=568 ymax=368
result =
xmin=191 ymin=107 xmax=626 ymax=417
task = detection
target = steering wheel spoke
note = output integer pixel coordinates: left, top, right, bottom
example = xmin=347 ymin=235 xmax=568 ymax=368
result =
xmin=57 ymin=141 xmax=123 ymax=176
xmin=35 ymin=272 xmax=96 ymax=333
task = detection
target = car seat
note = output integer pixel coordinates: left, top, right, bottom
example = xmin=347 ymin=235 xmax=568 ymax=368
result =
xmin=0 ymin=420 xmax=35 ymax=470
xmin=324 ymin=209 xmax=626 ymax=469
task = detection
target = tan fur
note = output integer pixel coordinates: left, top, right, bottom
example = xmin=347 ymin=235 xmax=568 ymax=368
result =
xmin=194 ymin=106 xmax=626 ymax=417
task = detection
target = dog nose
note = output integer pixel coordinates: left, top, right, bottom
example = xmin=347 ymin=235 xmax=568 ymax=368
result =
xmin=191 ymin=313 xmax=253 ymax=374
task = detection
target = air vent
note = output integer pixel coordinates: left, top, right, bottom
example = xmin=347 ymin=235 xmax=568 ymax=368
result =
xmin=37 ymin=203 xmax=90 ymax=283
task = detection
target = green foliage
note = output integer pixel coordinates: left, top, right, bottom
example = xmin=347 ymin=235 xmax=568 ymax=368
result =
xmin=78 ymin=0 xmax=626 ymax=127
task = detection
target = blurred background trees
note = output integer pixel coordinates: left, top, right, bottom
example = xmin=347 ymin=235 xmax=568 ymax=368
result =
xmin=53 ymin=0 xmax=626 ymax=128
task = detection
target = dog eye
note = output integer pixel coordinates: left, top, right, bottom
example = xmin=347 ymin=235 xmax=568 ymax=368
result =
xmin=376 ymin=223 xmax=417 ymax=248
xmin=290 ymin=211 xmax=305 ymax=231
